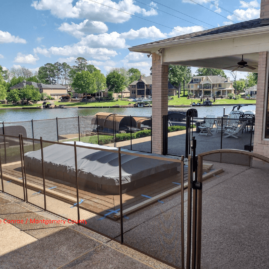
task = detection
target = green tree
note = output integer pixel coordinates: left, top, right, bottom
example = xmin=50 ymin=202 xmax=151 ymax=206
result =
xmin=234 ymin=80 xmax=246 ymax=93
xmin=54 ymin=62 xmax=63 ymax=83
xmin=7 ymin=90 xmax=20 ymax=103
xmin=93 ymin=70 xmax=106 ymax=101
xmin=128 ymin=68 xmax=141 ymax=84
xmin=86 ymin=64 xmax=98 ymax=73
xmin=38 ymin=63 xmax=57 ymax=84
xmin=246 ymin=73 xmax=257 ymax=88
xmin=0 ymin=73 xmax=7 ymax=100
xmin=72 ymin=71 xmax=97 ymax=102
xmin=0 ymin=66 xmax=8 ymax=80
xmin=61 ymin=62 xmax=71 ymax=85
xmin=196 ymin=68 xmax=227 ymax=78
xmin=169 ymin=65 xmax=192 ymax=97
xmin=106 ymin=70 xmax=126 ymax=99
xmin=21 ymin=85 xmax=40 ymax=104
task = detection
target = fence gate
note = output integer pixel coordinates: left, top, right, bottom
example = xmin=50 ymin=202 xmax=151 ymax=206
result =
xmin=192 ymin=149 xmax=269 ymax=269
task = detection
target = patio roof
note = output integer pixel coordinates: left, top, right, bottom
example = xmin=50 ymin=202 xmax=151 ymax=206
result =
xmin=129 ymin=19 xmax=269 ymax=73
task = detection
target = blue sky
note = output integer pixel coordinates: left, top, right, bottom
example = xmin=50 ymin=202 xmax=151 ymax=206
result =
xmin=0 ymin=0 xmax=261 ymax=80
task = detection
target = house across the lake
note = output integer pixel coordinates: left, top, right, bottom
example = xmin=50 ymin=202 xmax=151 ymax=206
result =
xmin=10 ymin=80 xmax=67 ymax=100
xmin=129 ymin=75 xmax=177 ymax=98
xmin=188 ymin=75 xmax=235 ymax=97
xmin=245 ymin=85 xmax=257 ymax=96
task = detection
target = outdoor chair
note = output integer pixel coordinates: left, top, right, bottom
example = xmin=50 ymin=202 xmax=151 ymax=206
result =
xmin=224 ymin=121 xmax=247 ymax=138
xmin=199 ymin=116 xmax=215 ymax=136
xmin=215 ymin=117 xmax=223 ymax=133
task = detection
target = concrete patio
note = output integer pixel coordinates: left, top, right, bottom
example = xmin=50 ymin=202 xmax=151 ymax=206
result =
xmin=1 ymin=158 xmax=269 ymax=268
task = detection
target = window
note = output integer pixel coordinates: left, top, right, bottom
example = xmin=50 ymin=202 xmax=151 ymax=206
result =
xmin=137 ymin=82 xmax=145 ymax=89
xmin=132 ymin=90 xmax=136 ymax=94
xmin=137 ymin=90 xmax=144 ymax=95
xmin=219 ymin=84 xmax=222 ymax=87
xmin=191 ymin=85 xmax=194 ymax=88
xmin=203 ymin=84 xmax=211 ymax=89
xmin=146 ymin=89 xmax=151 ymax=95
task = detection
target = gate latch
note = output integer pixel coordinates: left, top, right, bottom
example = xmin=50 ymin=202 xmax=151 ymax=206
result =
xmin=192 ymin=181 xmax=202 ymax=190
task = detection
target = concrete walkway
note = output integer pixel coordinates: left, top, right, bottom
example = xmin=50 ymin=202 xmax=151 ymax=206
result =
xmin=0 ymin=193 xmax=173 ymax=269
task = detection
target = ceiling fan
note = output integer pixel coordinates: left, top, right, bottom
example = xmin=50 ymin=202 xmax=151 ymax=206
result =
xmin=224 ymin=55 xmax=256 ymax=71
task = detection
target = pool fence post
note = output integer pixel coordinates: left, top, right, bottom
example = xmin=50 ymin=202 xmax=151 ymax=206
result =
xmin=151 ymin=116 xmax=152 ymax=153
xmin=74 ymin=141 xmax=80 ymax=224
xmin=78 ymin=116 xmax=81 ymax=142
xmin=180 ymin=155 xmax=185 ymax=269
xmin=3 ymin=122 xmax=6 ymax=164
xmin=185 ymin=116 xmax=190 ymax=158
xmin=19 ymin=134 xmax=26 ymax=201
xmin=56 ymin=117 xmax=59 ymax=142
xmin=114 ymin=114 xmax=116 ymax=147
xmin=163 ymin=115 xmax=168 ymax=155
xmin=31 ymin=119 xmax=35 ymax=151
xmin=21 ymin=136 xmax=28 ymax=202
xmin=118 ymin=147 xmax=124 ymax=244
xmin=0 ymin=133 xmax=4 ymax=193
xmin=40 ymin=137 xmax=47 ymax=210
xmin=250 ymin=118 xmax=254 ymax=152
xmin=130 ymin=116 xmax=132 ymax=151
xmin=96 ymin=115 xmax=100 ymax=145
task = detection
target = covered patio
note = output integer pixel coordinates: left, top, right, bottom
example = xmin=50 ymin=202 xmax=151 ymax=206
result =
xmin=129 ymin=13 xmax=269 ymax=158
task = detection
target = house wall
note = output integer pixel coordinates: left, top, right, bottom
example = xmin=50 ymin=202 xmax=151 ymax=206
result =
xmin=261 ymin=0 xmax=269 ymax=19
xmin=42 ymin=89 xmax=67 ymax=99
xmin=254 ymin=51 xmax=269 ymax=158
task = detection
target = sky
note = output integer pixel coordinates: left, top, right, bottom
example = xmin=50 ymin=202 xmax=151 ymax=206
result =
xmin=0 ymin=0 xmax=261 ymax=80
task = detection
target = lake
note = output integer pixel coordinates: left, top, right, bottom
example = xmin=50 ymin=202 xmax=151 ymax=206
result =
xmin=0 ymin=105 xmax=256 ymax=122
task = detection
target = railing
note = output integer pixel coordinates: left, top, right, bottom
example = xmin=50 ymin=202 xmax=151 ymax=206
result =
xmin=0 ymin=133 xmax=186 ymax=268
xmin=164 ymin=115 xmax=255 ymax=158
xmin=0 ymin=114 xmax=152 ymax=154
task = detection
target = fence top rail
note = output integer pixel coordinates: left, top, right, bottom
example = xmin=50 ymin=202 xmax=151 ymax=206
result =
xmin=198 ymin=149 xmax=269 ymax=164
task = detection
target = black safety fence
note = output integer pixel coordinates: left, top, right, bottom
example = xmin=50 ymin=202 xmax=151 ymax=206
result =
xmin=0 ymin=134 xmax=187 ymax=268
xmin=164 ymin=115 xmax=255 ymax=158
xmin=0 ymin=114 xmax=152 ymax=153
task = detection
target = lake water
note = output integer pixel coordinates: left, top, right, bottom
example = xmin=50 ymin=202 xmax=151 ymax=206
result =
xmin=0 ymin=105 xmax=256 ymax=122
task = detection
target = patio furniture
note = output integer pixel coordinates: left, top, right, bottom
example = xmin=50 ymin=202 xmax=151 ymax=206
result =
xmin=199 ymin=116 xmax=215 ymax=136
xmin=224 ymin=121 xmax=247 ymax=138
xmin=215 ymin=117 xmax=223 ymax=133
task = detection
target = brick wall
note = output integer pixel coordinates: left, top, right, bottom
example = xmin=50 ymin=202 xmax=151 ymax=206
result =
xmin=152 ymin=53 xmax=168 ymax=154
xmin=253 ymin=51 xmax=269 ymax=158
xmin=260 ymin=0 xmax=269 ymax=19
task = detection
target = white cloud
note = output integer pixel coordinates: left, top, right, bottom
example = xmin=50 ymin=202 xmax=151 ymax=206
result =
xmin=12 ymin=64 xmax=22 ymax=69
xmin=29 ymin=67 xmax=40 ymax=73
xmin=124 ymin=52 xmax=148 ymax=61
xmin=34 ymin=44 xmax=117 ymax=60
xmin=2 ymin=66 xmax=7 ymax=71
xmin=58 ymin=20 xmax=108 ymax=38
xmin=169 ymin=26 xmax=204 ymax=36
xmin=36 ymin=37 xmax=44 ymax=43
xmin=0 ymin=30 xmax=26 ymax=44
xmin=79 ymin=32 xmax=126 ymax=48
xmin=14 ymin=53 xmax=39 ymax=64
xmin=58 ymin=57 xmax=77 ymax=63
xmin=33 ymin=47 xmax=51 ymax=57
xmin=227 ymin=7 xmax=260 ymax=22
xmin=32 ymin=0 xmax=157 ymax=24
xmin=121 ymin=26 xmax=166 ymax=40
xmin=240 ymin=0 xmax=259 ymax=8
xmin=0 ymin=54 xmax=4 ymax=59
xmin=183 ymin=0 xmax=221 ymax=13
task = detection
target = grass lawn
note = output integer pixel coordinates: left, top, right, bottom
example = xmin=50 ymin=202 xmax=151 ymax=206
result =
xmin=169 ymin=94 xmax=256 ymax=106
xmin=0 ymin=103 xmax=42 ymax=108
xmin=54 ymin=100 xmax=135 ymax=107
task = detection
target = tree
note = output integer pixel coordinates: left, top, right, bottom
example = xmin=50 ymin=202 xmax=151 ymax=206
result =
xmin=246 ymin=73 xmax=257 ymax=88
xmin=61 ymin=62 xmax=71 ymax=85
xmin=234 ymin=80 xmax=245 ymax=93
xmin=169 ymin=65 xmax=192 ymax=97
xmin=86 ymin=64 xmax=98 ymax=73
xmin=196 ymin=68 xmax=227 ymax=78
xmin=0 ymin=66 xmax=8 ymax=80
xmin=75 ymin=57 xmax=87 ymax=72
xmin=6 ymin=90 xmax=20 ymax=103
xmin=20 ymin=85 xmax=40 ymax=104
xmin=72 ymin=71 xmax=97 ymax=102
xmin=54 ymin=62 xmax=63 ymax=84
xmin=0 ymin=73 xmax=7 ymax=100
xmin=106 ymin=70 xmax=126 ymax=99
xmin=38 ymin=63 xmax=57 ymax=84
xmin=108 ymin=68 xmax=129 ymax=99
xmin=128 ymin=68 xmax=141 ymax=84
xmin=93 ymin=70 xmax=106 ymax=101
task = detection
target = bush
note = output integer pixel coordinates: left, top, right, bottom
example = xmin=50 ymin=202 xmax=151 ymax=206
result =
xmin=168 ymin=126 xmax=186 ymax=132
xmin=227 ymin=93 xmax=234 ymax=99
